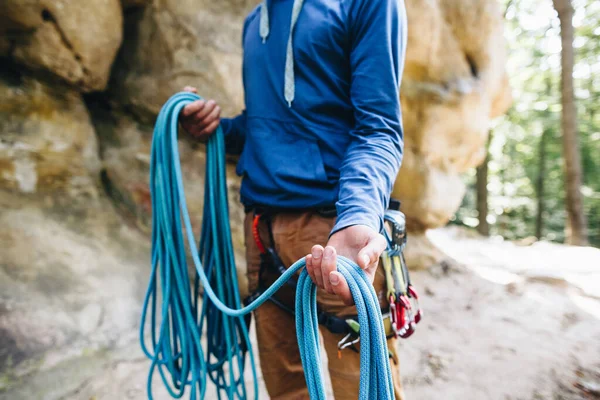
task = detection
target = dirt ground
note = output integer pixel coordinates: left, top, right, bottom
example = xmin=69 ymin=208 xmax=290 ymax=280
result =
xmin=2 ymin=227 xmax=599 ymax=400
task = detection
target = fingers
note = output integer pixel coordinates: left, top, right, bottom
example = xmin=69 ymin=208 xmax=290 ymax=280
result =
xmin=329 ymin=271 xmax=353 ymax=306
xmin=194 ymin=99 xmax=217 ymax=121
xmin=306 ymin=254 xmax=315 ymax=283
xmin=308 ymin=245 xmax=338 ymax=295
xmin=180 ymin=99 xmax=217 ymax=121
xmin=320 ymin=246 xmax=337 ymax=294
xmin=198 ymin=119 xmax=220 ymax=137
xmin=180 ymin=100 xmax=206 ymax=118
xmin=180 ymin=99 xmax=220 ymax=137
xmin=310 ymin=246 xmax=325 ymax=289
xmin=357 ymin=233 xmax=387 ymax=270
xmin=207 ymin=103 xmax=221 ymax=121
xmin=183 ymin=86 xmax=198 ymax=93
xmin=307 ymin=245 xmax=353 ymax=304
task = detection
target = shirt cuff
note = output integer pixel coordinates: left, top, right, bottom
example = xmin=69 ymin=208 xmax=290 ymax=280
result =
xmin=330 ymin=209 xmax=384 ymax=237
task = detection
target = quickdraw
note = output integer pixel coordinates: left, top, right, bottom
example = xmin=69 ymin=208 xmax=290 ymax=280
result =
xmin=336 ymin=205 xmax=423 ymax=345
xmin=382 ymin=207 xmax=423 ymax=339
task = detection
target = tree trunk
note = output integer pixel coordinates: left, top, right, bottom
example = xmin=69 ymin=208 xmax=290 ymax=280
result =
xmin=476 ymin=132 xmax=492 ymax=236
xmin=535 ymin=127 xmax=547 ymax=239
xmin=499 ymin=140 xmax=508 ymax=238
xmin=553 ymin=0 xmax=589 ymax=246
xmin=535 ymin=77 xmax=553 ymax=240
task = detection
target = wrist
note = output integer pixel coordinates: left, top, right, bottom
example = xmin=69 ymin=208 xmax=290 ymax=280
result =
xmin=330 ymin=212 xmax=382 ymax=238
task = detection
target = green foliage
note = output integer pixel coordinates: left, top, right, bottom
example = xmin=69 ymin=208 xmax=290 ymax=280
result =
xmin=454 ymin=0 xmax=600 ymax=246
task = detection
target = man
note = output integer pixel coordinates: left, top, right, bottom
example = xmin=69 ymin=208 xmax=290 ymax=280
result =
xmin=180 ymin=0 xmax=407 ymax=398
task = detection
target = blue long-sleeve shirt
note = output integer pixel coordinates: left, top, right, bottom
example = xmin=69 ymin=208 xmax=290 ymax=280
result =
xmin=221 ymin=0 xmax=406 ymax=235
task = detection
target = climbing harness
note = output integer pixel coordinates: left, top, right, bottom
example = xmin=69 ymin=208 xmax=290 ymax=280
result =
xmin=248 ymin=205 xmax=421 ymax=356
xmin=249 ymin=210 xmax=357 ymax=327
xmin=140 ymin=92 xmax=395 ymax=399
xmin=251 ymin=212 xmax=295 ymax=289
xmin=249 ymin=210 xmax=378 ymax=358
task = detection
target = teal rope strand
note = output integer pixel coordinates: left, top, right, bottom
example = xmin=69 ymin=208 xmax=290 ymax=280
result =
xmin=140 ymin=92 xmax=395 ymax=399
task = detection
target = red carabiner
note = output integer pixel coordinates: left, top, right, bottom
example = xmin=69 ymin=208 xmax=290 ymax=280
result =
xmin=408 ymin=286 xmax=422 ymax=324
xmin=396 ymin=295 xmax=417 ymax=338
xmin=396 ymin=296 xmax=410 ymax=335
xmin=399 ymin=323 xmax=416 ymax=338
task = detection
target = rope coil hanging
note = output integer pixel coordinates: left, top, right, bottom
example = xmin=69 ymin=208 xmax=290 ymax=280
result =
xmin=140 ymin=92 xmax=395 ymax=399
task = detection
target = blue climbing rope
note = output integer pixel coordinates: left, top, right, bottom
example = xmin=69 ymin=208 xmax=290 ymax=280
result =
xmin=140 ymin=92 xmax=394 ymax=399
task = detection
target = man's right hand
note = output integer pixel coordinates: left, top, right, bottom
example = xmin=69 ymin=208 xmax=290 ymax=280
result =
xmin=179 ymin=86 xmax=221 ymax=141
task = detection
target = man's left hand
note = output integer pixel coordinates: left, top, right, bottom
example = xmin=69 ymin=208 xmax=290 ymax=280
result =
xmin=305 ymin=225 xmax=387 ymax=305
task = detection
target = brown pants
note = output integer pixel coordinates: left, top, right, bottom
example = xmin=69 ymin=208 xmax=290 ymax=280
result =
xmin=244 ymin=211 xmax=405 ymax=400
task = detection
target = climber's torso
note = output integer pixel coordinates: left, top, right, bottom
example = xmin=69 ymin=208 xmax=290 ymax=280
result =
xmin=238 ymin=0 xmax=355 ymax=209
xmin=236 ymin=0 xmax=404 ymax=227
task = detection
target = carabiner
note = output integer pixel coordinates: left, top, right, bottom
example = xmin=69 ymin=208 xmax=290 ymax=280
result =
xmin=337 ymin=332 xmax=360 ymax=358
xmin=408 ymin=286 xmax=422 ymax=324
xmin=399 ymin=322 xmax=416 ymax=339
xmin=392 ymin=295 xmax=410 ymax=337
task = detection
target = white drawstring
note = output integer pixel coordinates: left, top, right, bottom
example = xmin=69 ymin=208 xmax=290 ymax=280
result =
xmin=259 ymin=0 xmax=305 ymax=107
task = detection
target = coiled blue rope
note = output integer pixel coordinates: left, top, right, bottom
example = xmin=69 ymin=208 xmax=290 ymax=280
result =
xmin=140 ymin=92 xmax=394 ymax=399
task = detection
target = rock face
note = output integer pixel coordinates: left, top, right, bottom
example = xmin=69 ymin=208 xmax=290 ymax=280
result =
xmin=394 ymin=0 xmax=511 ymax=233
xmin=121 ymin=0 xmax=152 ymax=8
xmin=0 ymin=68 xmax=100 ymax=195
xmin=1 ymin=0 xmax=123 ymax=91
xmin=0 ymin=66 xmax=145 ymax=391
xmin=109 ymin=0 xmax=256 ymax=120
xmin=0 ymin=0 xmax=44 ymax=32
xmin=0 ymin=191 xmax=152 ymax=393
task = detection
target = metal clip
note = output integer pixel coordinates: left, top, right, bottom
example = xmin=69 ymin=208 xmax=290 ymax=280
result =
xmin=408 ymin=285 xmax=422 ymax=324
xmin=381 ymin=208 xmax=424 ymax=340
xmin=337 ymin=332 xmax=360 ymax=359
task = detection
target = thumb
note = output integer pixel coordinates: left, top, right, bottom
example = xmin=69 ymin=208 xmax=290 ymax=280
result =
xmin=356 ymin=233 xmax=387 ymax=270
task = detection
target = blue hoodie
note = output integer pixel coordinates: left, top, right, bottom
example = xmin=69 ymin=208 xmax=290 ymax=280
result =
xmin=220 ymin=0 xmax=406 ymax=235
